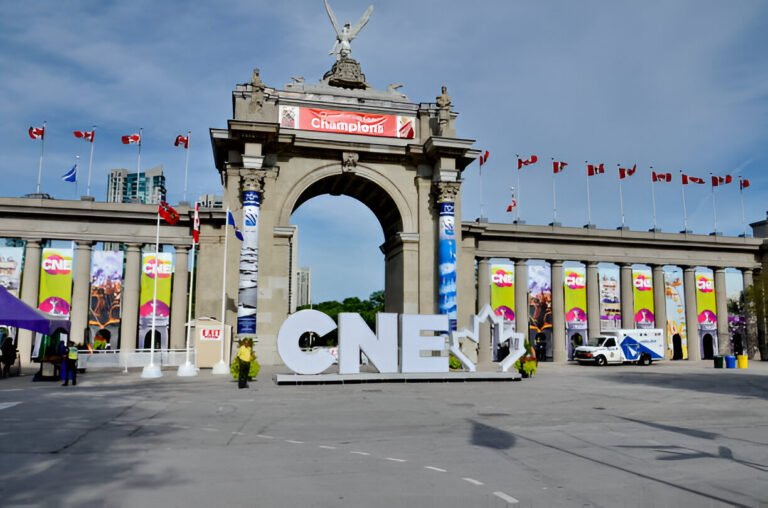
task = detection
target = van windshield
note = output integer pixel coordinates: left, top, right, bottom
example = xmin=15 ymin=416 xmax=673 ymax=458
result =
xmin=588 ymin=337 xmax=607 ymax=347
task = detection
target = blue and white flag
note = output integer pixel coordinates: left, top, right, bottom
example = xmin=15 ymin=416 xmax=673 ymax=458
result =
xmin=226 ymin=209 xmax=244 ymax=241
xmin=62 ymin=164 xmax=77 ymax=183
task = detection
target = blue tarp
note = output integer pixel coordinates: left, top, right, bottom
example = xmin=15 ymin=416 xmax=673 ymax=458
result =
xmin=0 ymin=285 xmax=70 ymax=335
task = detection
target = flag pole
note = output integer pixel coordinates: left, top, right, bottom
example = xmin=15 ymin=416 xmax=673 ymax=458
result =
xmin=479 ymin=159 xmax=485 ymax=220
xmin=35 ymin=121 xmax=47 ymax=194
xmin=178 ymin=214 xmax=198 ymax=377
xmin=551 ymin=159 xmax=558 ymax=225
xmin=141 ymin=208 xmax=163 ymax=378
xmin=650 ymin=166 xmax=658 ymax=231
xmin=585 ymin=162 xmax=592 ymax=226
xmin=739 ymin=177 xmax=747 ymax=237
xmin=710 ymin=173 xmax=718 ymax=234
xmin=182 ymin=131 xmax=191 ymax=204
xmin=516 ymin=166 xmax=522 ymax=222
xmin=212 ymin=207 xmax=231 ymax=375
xmin=74 ymin=155 xmax=80 ymax=200
xmin=680 ymin=171 xmax=689 ymax=233
xmin=617 ymin=165 xmax=625 ymax=229
xmin=86 ymin=127 xmax=95 ymax=197
xmin=135 ymin=128 xmax=143 ymax=203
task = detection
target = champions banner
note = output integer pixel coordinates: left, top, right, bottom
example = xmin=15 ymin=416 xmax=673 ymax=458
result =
xmin=139 ymin=253 xmax=173 ymax=319
xmin=528 ymin=265 xmax=552 ymax=358
xmin=0 ymin=246 xmax=24 ymax=297
xmin=599 ymin=266 xmax=621 ymax=331
xmin=632 ymin=268 xmax=655 ymax=329
xmin=437 ymin=202 xmax=457 ymax=331
xmin=38 ymin=248 xmax=74 ymax=317
xmin=564 ymin=267 xmax=587 ymax=330
xmin=490 ymin=264 xmax=515 ymax=327
xmin=278 ymin=105 xmax=416 ymax=139
xmin=237 ymin=190 xmax=260 ymax=335
xmin=664 ymin=267 xmax=688 ymax=359
xmin=89 ymin=251 xmax=124 ymax=348
xmin=695 ymin=271 xmax=717 ymax=333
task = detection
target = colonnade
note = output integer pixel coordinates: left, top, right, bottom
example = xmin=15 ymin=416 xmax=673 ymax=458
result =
xmin=475 ymin=257 xmax=761 ymax=363
xmin=15 ymin=238 xmax=192 ymax=366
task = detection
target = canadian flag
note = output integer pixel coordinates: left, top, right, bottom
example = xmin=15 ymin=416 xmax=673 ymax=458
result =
xmin=652 ymin=171 xmax=672 ymax=183
xmin=517 ymin=155 xmax=538 ymax=170
xmin=73 ymin=130 xmax=95 ymax=142
xmin=552 ymin=161 xmax=568 ymax=174
xmin=711 ymin=175 xmax=733 ymax=187
xmin=192 ymin=202 xmax=200 ymax=243
xmin=506 ymin=199 xmax=518 ymax=212
xmin=121 ymin=133 xmax=141 ymax=145
xmin=28 ymin=126 xmax=45 ymax=140
xmin=739 ymin=178 xmax=751 ymax=190
xmin=618 ymin=164 xmax=637 ymax=179
xmin=174 ymin=134 xmax=189 ymax=149
xmin=587 ymin=163 xmax=605 ymax=176
xmin=478 ymin=150 xmax=490 ymax=166
xmin=681 ymin=173 xmax=705 ymax=185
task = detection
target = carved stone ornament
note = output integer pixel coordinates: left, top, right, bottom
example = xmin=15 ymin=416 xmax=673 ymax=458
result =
xmin=323 ymin=56 xmax=368 ymax=89
xmin=342 ymin=152 xmax=359 ymax=173
xmin=435 ymin=182 xmax=461 ymax=204
xmin=242 ymin=170 xmax=267 ymax=193
xmin=248 ymin=67 xmax=266 ymax=113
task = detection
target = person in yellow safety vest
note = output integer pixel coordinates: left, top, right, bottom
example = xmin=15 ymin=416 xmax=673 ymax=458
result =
xmin=62 ymin=341 xmax=79 ymax=387
xmin=236 ymin=339 xmax=253 ymax=389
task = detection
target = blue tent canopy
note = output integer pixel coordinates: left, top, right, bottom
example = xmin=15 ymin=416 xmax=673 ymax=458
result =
xmin=0 ymin=286 xmax=70 ymax=335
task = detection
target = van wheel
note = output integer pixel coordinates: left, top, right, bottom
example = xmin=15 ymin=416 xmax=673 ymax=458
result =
xmin=638 ymin=354 xmax=650 ymax=366
xmin=596 ymin=356 xmax=607 ymax=367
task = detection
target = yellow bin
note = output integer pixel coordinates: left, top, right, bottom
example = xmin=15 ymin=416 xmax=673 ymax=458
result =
xmin=737 ymin=355 xmax=748 ymax=369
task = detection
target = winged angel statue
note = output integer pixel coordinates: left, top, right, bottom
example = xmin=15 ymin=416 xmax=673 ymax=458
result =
xmin=324 ymin=0 xmax=374 ymax=61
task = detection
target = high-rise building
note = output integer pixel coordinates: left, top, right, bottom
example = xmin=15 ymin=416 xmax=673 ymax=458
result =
xmin=107 ymin=166 xmax=166 ymax=204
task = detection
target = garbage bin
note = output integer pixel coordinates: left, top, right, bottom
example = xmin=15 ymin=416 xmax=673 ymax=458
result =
xmin=713 ymin=355 xmax=724 ymax=369
xmin=724 ymin=355 xmax=737 ymax=369
xmin=736 ymin=355 xmax=748 ymax=369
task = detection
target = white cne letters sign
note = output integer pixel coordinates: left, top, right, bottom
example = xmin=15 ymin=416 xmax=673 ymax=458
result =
xmin=276 ymin=307 xmax=525 ymax=375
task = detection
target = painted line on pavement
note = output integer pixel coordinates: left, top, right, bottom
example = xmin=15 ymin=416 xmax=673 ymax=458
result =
xmin=0 ymin=402 xmax=21 ymax=411
xmin=462 ymin=477 xmax=484 ymax=486
xmin=286 ymin=440 xmax=304 ymax=444
xmin=350 ymin=451 xmax=370 ymax=456
xmin=256 ymin=434 xmax=275 ymax=439
xmin=385 ymin=457 xmax=407 ymax=463
xmin=201 ymin=427 xmax=219 ymax=432
xmin=318 ymin=445 xmax=337 ymax=450
xmin=424 ymin=466 xmax=446 ymax=472
xmin=493 ymin=491 xmax=519 ymax=505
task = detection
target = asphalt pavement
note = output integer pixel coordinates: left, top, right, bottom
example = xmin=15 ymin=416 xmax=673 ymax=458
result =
xmin=1 ymin=360 xmax=767 ymax=507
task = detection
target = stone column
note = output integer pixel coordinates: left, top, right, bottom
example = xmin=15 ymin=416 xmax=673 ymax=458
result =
xmin=742 ymin=269 xmax=759 ymax=360
xmin=514 ymin=259 xmax=529 ymax=341
xmin=70 ymin=241 xmax=94 ymax=345
xmin=551 ymin=260 xmax=567 ymax=363
xmin=651 ymin=264 xmax=669 ymax=358
xmin=586 ymin=261 xmax=600 ymax=339
xmin=120 ymin=243 xmax=142 ymax=353
xmin=477 ymin=257 xmax=491 ymax=367
xmin=757 ymin=268 xmax=767 ymax=360
xmin=435 ymin=182 xmax=461 ymax=331
xmin=714 ymin=268 xmax=730 ymax=355
xmin=683 ymin=266 xmax=701 ymax=361
xmin=18 ymin=239 xmax=42 ymax=367
xmin=170 ymin=245 xmax=190 ymax=350
xmin=620 ymin=263 xmax=634 ymax=329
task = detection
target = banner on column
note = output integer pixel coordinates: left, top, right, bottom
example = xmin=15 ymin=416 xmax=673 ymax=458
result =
xmin=632 ymin=268 xmax=655 ymax=329
xmin=664 ymin=267 xmax=688 ymax=359
xmin=490 ymin=264 xmax=515 ymax=324
xmin=528 ymin=264 xmax=552 ymax=359
xmin=695 ymin=270 xmax=717 ymax=355
xmin=0 ymin=246 xmax=24 ymax=297
xmin=599 ymin=266 xmax=621 ymax=331
xmin=237 ymin=190 xmax=260 ymax=335
xmin=38 ymin=248 xmax=74 ymax=317
xmin=437 ymin=202 xmax=457 ymax=330
xmin=88 ymin=250 xmax=124 ymax=349
xmin=564 ymin=266 xmax=587 ymax=357
xmin=138 ymin=253 xmax=173 ymax=349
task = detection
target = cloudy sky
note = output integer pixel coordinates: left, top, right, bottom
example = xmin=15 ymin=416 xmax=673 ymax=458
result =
xmin=1 ymin=1 xmax=766 ymax=302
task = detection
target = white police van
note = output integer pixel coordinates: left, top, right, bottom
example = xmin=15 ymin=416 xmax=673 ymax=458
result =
xmin=574 ymin=329 xmax=664 ymax=366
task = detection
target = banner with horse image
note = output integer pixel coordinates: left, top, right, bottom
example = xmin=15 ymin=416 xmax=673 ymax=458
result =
xmin=528 ymin=264 xmax=552 ymax=359
xmin=664 ymin=267 xmax=688 ymax=360
xmin=88 ymin=250 xmax=124 ymax=349
xmin=599 ymin=266 xmax=621 ymax=331
xmin=38 ymin=248 xmax=74 ymax=317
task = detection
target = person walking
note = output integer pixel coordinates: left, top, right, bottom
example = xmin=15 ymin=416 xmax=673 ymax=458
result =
xmin=236 ymin=339 xmax=253 ymax=389
xmin=1 ymin=335 xmax=16 ymax=379
xmin=62 ymin=341 xmax=79 ymax=386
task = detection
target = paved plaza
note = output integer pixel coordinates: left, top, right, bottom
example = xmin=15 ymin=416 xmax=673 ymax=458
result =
xmin=1 ymin=361 xmax=767 ymax=507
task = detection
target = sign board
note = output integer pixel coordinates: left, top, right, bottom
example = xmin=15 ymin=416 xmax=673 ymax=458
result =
xmin=279 ymin=105 xmax=415 ymax=139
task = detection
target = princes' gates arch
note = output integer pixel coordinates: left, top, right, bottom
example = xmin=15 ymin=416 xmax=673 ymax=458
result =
xmin=1 ymin=69 xmax=767 ymax=367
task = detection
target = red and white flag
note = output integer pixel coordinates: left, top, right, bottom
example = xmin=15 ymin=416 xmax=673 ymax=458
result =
xmin=192 ymin=202 xmax=200 ymax=243
xmin=28 ymin=126 xmax=45 ymax=140
xmin=174 ymin=134 xmax=189 ymax=149
xmin=73 ymin=130 xmax=95 ymax=142
xmin=711 ymin=175 xmax=733 ymax=187
xmin=587 ymin=163 xmax=604 ymax=176
xmin=739 ymin=178 xmax=751 ymax=190
xmin=681 ymin=173 xmax=705 ymax=185
xmin=158 ymin=201 xmax=180 ymax=225
xmin=517 ymin=154 xmax=538 ymax=170
xmin=552 ymin=161 xmax=568 ymax=174
xmin=506 ymin=199 xmax=518 ymax=213
xmin=652 ymin=171 xmax=672 ymax=183
xmin=478 ymin=150 xmax=490 ymax=166
xmin=618 ymin=164 xmax=636 ymax=179
xmin=121 ymin=133 xmax=141 ymax=145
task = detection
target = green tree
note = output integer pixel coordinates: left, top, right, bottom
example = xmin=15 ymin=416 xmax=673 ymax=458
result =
xmin=297 ymin=291 xmax=385 ymax=346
